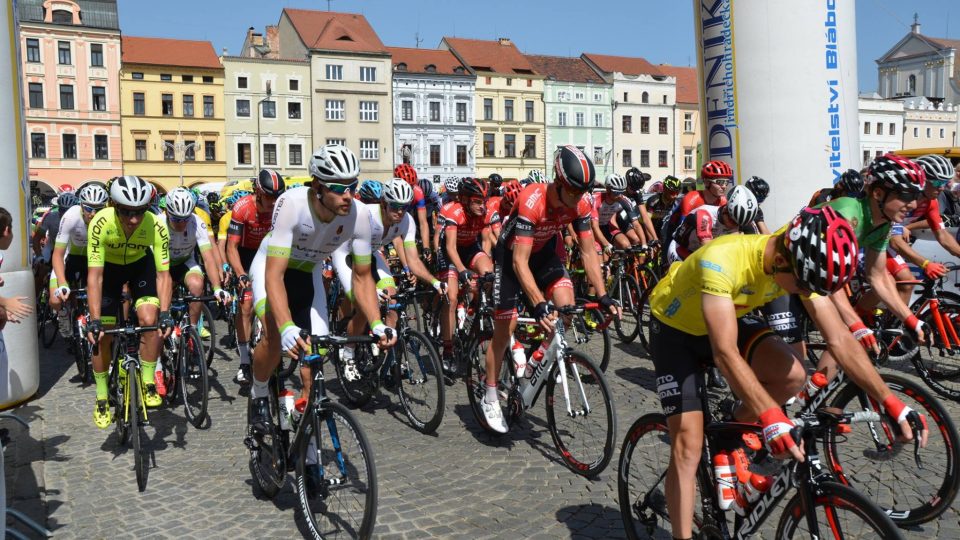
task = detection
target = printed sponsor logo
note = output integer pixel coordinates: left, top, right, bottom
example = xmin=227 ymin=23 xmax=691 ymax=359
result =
xmin=698 ymin=0 xmax=736 ymax=159
xmin=700 ymin=260 xmax=722 ymax=272
xmin=664 ymin=298 xmax=681 ymax=317
xmin=824 ymin=0 xmax=843 ymax=183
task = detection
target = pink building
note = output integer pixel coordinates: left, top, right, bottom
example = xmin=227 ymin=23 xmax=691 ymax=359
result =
xmin=19 ymin=0 xmax=122 ymax=191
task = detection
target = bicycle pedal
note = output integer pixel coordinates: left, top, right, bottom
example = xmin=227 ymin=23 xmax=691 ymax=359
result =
xmin=243 ymin=435 xmax=259 ymax=451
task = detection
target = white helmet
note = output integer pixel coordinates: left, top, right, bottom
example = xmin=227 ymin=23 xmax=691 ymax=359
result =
xmin=528 ymin=169 xmax=547 ymax=184
xmin=383 ymin=178 xmax=414 ymax=205
xmin=79 ymin=184 xmax=109 ymax=207
xmin=110 ymin=175 xmax=153 ymax=207
xmin=444 ymin=176 xmax=460 ymax=194
xmin=605 ymin=173 xmax=627 ymax=193
xmin=309 ymin=144 xmax=360 ymax=182
xmin=165 ymin=187 xmax=196 ymax=218
xmin=916 ymin=154 xmax=954 ymax=183
xmin=725 ymin=185 xmax=759 ymax=226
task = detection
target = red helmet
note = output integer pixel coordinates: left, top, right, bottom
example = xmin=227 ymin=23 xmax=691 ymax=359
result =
xmin=869 ymin=153 xmax=925 ymax=193
xmin=502 ymin=180 xmax=523 ymax=205
xmin=784 ymin=206 xmax=858 ymax=295
xmin=393 ymin=163 xmax=418 ymax=186
xmin=59 ymin=183 xmax=73 ymax=193
xmin=458 ymin=177 xmax=487 ymax=198
xmin=701 ymin=160 xmax=733 ymax=180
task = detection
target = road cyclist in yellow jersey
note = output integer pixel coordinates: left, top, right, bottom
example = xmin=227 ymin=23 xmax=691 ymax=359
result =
xmin=85 ymin=175 xmax=173 ymax=429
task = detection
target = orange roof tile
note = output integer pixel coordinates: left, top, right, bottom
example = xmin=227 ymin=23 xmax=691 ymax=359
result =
xmin=122 ymin=36 xmax=222 ymax=70
xmin=524 ymin=54 xmax=604 ymax=84
xmin=924 ymin=35 xmax=960 ymax=51
xmin=443 ymin=37 xmax=537 ymax=75
xmin=657 ymin=65 xmax=699 ymax=104
xmin=388 ymin=47 xmax=470 ymax=76
xmin=582 ymin=53 xmax=663 ymax=77
xmin=284 ymin=8 xmax=387 ymax=54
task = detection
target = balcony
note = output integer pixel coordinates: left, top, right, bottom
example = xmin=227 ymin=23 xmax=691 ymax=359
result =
xmin=88 ymin=67 xmax=108 ymax=80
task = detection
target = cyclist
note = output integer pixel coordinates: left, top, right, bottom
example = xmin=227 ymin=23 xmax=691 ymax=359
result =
xmin=33 ymin=192 xmax=77 ymax=296
xmin=649 ymin=206 xmax=927 ymax=540
xmin=646 ymin=175 xmax=683 ymax=233
xmin=247 ymin=144 xmax=395 ymax=432
xmin=48 ymin=185 xmax=107 ymax=319
xmin=394 ymin=163 xmax=432 ymax=254
xmin=667 ymin=185 xmax=758 ymax=263
xmin=483 ymin=146 xmax=620 ymax=433
xmin=357 ymin=180 xmax=383 ymax=204
xmin=86 ymin=176 xmax=173 ymax=428
xmin=624 ymin=167 xmax=650 ymax=209
xmin=808 ymin=169 xmax=864 ymax=206
xmin=419 ymin=177 xmax=443 ymax=257
xmin=441 ymin=176 xmax=460 ymax=205
xmin=743 ymin=176 xmax=771 ymax=234
xmin=660 ymin=161 xmax=731 ymax=266
xmin=227 ymin=170 xmax=285 ymax=385
xmin=596 ymin=173 xmax=646 ymax=251
xmin=488 ymin=173 xmax=504 ymax=197
xmin=217 ymin=190 xmax=248 ymax=265
xmin=527 ymin=169 xmax=547 ymax=184
xmin=490 ymin=180 xmax=522 ymax=238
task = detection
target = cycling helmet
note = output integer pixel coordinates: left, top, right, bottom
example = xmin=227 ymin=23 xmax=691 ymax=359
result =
xmin=110 ymin=175 xmax=153 ymax=207
xmin=916 ymin=154 xmax=955 ymax=185
xmin=605 ymin=173 xmax=627 ymax=193
xmin=725 ymin=185 xmax=759 ymax=226
xmin=868 ymin=153 xmax=925 ymax=193
xmin=158 ymin=195 xmax=167 ymax=210
xmin=165 ymin=187 xmax=197 ymax=218
xmin=784 ymin=206 xmax=858 ymax=295
xmin=838 ymin=169 xmax=864 ymax=195
xmin=527 ymin=169 xmax=547 ymax=184
xmin=59 ymin=183 xmax=73 ymax=193
xmin=57 ymin=191 xmax=78 ymax=209
xmin=488 ymin=173 xmax=503 ymax=190
xmin=647 ymin=181 xmax=664 ymax=194
xmin=79 ymin=184 xmax=109 ymax=207
xmin=662 ymin=175 xmax=682 ymax=193
xmin=553 ymin=145 xmax=596 ymax=191
xmin=745 ymin=176 xmax=770 ymax=203
xmin=255 ymin=168 xmax=286 ymax=197
xmin=225 ymin=189 xmax=252 ymax=209
xmin=444 ymin=176 xmax=460 ymax=194
xmin=357 ymin=180 xmax=384 ymax=203
xmin=682 ymin=177 xmax=698 ymax=192
xmin=702 ymin=160 xmax=733 ymax=180
xmin=418 ymin=178 xmax=434 ymax=198
xmin=625 ymin=168 xmax=648 ymax=191
xmin=459 ymin=177 xmax=487 ymax=198
xmin=383 ymin=178 xmax=414 ymax=205
xmin=309 ymin=144 xmax=360 ymax=182
xmin=502 ymin=180 xmax=523 ymax=205
xmin=206 ymin=192 xmax=221 ymax=205
xmin=518 ymin=176 xmax=533 ymax=187
xmin=394 ymin=163 xmax=418 ymax=186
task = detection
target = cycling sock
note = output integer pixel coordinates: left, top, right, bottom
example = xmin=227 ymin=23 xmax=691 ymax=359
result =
xmin=239 ymin=343 xmax=250 ymax=365
xmin=251 ymin=377 xmax=270 ymax=399
xmin=141 ymin=360 xmax=157 ymax=385
xmin=93 ymin=370 xmax=109 ymax=400
xmin=442 ymin=341 xmax=452 ymax=355
xmin=484 ymin=383 xmax=498 ymax=404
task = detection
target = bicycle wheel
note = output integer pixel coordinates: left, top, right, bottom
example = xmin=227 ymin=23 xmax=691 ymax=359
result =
xmin=545 ymin=350 xmax=616 ymax=477
xmin=199 ymin=302 xmax=217 ymax=368
xmin=774 ymin=481 xmax=903 ymax=539
xmin=635 ymin=288 xmax=655 ymax=355
xmin=394 ymin=329 xmax=445 ymax=434
xmin=247 ymin=391 xmax=287 ymax=499
xmin=464 ymin=336 xmax=515 ymax=434
xmin=612 ymin=274 xmax=643 ymax=343
xmin=334 ymin=345 xmax=376 ymax=407
xmin=179 ymin=326 xmax=209 ymax=428
xmin=576 ymin=298 xmax=611 ymax=373
xmin=38 ymin=301 xmax=57 ymax=348
xmin=910 ymin=302 xmax=960 ymax=400
xmin=295 ymin=401 xmax=378 ymax=539
xmin=130 ymin=368 xmax=149 ymax=492
xmin=826 ymin=373 xmax=960 ymax=526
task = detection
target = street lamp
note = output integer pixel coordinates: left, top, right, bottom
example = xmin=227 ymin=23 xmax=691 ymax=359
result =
xmin=257 ymin=82 xmax=273 ymax=169
xmin=162 ymin=127 xmax=197 ymax=187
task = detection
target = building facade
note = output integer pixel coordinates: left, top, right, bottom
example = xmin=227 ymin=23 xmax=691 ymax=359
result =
xmin=390 ymin=47 xmax=475 ymax=184
xmin=901 ymin=97 xmax=959 ymax=150
xmin=525 ymin=54 xmax=613 ymax=178
xmin=119 ymin=36 xmax=226 ymax=191
xmin=442 ymin=37 xmax=545 ymax=180
xmin=278 ymin=9 xmax=394 ymax=180
xmin=876 ymin=16 xmax=960 ymax=105
xmin=658 ymin=65 xmax=701 ymax=179
xmin=222 ymin=55 xmax=312 ymax=181
xmin=858 ymin=93 xmax=905 ymax=165
xmin=19 ymin=0 xmax=122 ymax=189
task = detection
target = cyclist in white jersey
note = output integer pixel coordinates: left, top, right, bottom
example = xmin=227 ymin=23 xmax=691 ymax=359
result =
xmin=667 ymin=185 xmax=758 ymax=263
xmin=596 ymin=173 xmax=647 ymax=251
xmin=49 ymin=186 xmax=107 ymax=314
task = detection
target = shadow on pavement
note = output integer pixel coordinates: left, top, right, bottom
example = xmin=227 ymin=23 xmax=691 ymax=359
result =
xmin=614 ymin=366 xmax=658 ymax=393
xmin=555 ymin=502 xmax=626 ymax=538
xmin=4 ymin=404 xmax=68 ymax=534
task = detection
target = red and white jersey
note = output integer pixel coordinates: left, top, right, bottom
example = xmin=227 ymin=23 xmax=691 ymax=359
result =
xmin=501 ymin=183 xmax=592 ymax=253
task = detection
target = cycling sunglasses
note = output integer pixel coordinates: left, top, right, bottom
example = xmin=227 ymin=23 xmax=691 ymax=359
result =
xmin=116 ymin=206 xmax=148 ymax=217
xmin=708 ymin=178 xmax=730 ymax=187
xmin=322 ymin=180 xmax=358 ymax=195
xmin=386 ymin=202 xmax=407 ymax=212
xmin=81 ymin=204 xmax=104 ymax=213
xmin=168 ymin=214 xmax=192 ymax=223
xmin=892 ymin=190 xmax=922 ymax=203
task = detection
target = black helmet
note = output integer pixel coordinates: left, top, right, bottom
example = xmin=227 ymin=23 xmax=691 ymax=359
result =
xmin=625 ymin=167 xmax=649 ymax=191
xmin=745 ymin=176 xmax=770 ymax=203
xmin=838 ymin=169 xmax=864 ymax=195
xmin=458 ymin=177 xmax=487 ymax=198
xmin=553 ymin=145 xmax=596 ymax=191
xmin=488 ymin=173 xmax=503 ymax=190
xmin=255 ymin=168 xmax=286 ymax=197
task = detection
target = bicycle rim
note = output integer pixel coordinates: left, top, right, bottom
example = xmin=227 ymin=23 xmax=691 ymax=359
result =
xmin=200 ymin=302 xmax=216 ymax=367
xmin=130 ymin=369 xmax=148 ymax=492
xmin=396 ymin=330 xmax=445 ymax=434
xmin=179 ymin=327 xmax=209 ymax=428
xmin=296 ymin=401 xmax=378 ymax=539
xmin=464 ymin=336 xmax=513 ymax=433
xmin=576 ymin=298 xmax=612 ymax=373
xmin=774 ymin=481 xmax=903 ymax=539
xmin=39 ymin=306 xmax=57 ymax=348
xmin=248 ymin=393 xmax=286 ymax=499
xmin=613 ymin=275 xmax=642 ymax=343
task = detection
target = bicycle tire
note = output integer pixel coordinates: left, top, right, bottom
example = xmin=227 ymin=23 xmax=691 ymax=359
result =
xmin=38 ymin=302 xmax=57 ymax=348
xmin=179 ymin=326 xmax=209 ymax=428
xmin=774 ymin=481 xmax=904 ymax=539
xmin=545 ymin=350 xmax=616 ymax=477
xmin=575 ymin=297 xmax=611 ymax=373
xmin=199 ymin=302 xmax=217 ymax=368
xmin=130 ymin=367 xmax=149 ymax=492
xmin=826 ymin=373 xmax=960 ymax=526
xmin=334 ymin=345 xmax=376 ymax=407
xmin=634 ymin=287 xmax=655 ymax=355
xmin=612 ymin=274 xmax=643 ymax=343
xmin=248 ymin=391 xmax=286 ymax=499
xmin=464 ymin=336 xmax=514 ymax=434
xmin=911 ymin=302 xmax=960 ymax=400
xmin=295 ymin=401 xmax=378 ymax=539
xmin=395 ymin=329 xmax=445 ymax=434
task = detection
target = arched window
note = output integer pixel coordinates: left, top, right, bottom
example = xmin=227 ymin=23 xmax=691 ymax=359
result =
xmin=52 ymin=9 xmax=73 ymax=24
xmin=641 ymin=91 xmax=649 ymax=103
xmin=908 ymin=74 xmax=917 ymax=95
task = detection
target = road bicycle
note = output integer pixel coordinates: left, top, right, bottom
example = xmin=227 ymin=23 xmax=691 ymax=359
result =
xmin=158 ymin=285 xmax=213 ymax=428
xmin=36 ymin=286 xmax=57 ymax=348
xmin=67 ymin=288 xmax=94 ymax=384
xmin=423 ymin=272 xmax=495 ymax=380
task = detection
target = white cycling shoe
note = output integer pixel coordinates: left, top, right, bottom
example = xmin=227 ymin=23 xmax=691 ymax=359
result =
xmin=481 ymin=398 xmax=508 ymax=434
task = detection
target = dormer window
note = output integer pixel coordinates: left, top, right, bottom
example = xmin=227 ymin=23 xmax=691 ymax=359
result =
xmin=396 ymin=63 xmax=407 ymax=72
xmin=52 ymin=9 xmax=73 ymax=24
xmin=453 ymin=66 xmax=464 ymax=75
xmin=425 ymin=64 xmax=436 ymax=73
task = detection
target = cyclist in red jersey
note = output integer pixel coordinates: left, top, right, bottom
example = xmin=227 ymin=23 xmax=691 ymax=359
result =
xmin=679 ymin=160 xmax=731 ymax=215
xmin=228 ymin=169 xmax=285 ymax=384
xmin=394 ymin=164 xmax=431 ymax=261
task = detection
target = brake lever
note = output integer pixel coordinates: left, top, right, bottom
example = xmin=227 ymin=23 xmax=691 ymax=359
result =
xmin=908 ymin=411 xmax=924 ymax=470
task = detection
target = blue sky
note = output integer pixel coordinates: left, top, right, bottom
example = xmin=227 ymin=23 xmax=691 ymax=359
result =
xmin=117 ymin=0 xmax=958 ymax=93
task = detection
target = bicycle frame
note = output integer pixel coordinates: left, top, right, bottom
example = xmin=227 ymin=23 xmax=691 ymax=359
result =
xmin=513 ymin=316 xmax=592 ymax=418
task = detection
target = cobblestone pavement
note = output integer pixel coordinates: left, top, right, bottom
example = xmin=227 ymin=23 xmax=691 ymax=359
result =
xmin=4 ymin=320 xmax=960 ymax=539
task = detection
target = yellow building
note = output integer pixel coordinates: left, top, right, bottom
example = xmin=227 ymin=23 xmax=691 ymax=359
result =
xmin=120 ymin=36 xmax=225 ymax=192
xmin=442 ymin=37 xmax=545 ymax=180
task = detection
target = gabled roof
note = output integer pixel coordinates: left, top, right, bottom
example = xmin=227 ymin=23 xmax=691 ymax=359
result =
xmin=442 ymin=37 xmax=537 ymax=75
xmin=388 ymin=47 xmax=470 ymax=76
xmin=18 ymin=0 xmax=119 ymax=30
xmin=283 ymin=8 xmax=387 ymax=54
xmin=122 ymin=36 xmax=222 ymax=70
xmin=657 ymin=65 xmax=698 ymax=104
xmin=582 ymin=53 xmax=663 ymax=77
xmin=877 ymin=32 xmax=960 ymax=63
xmin=924 ymin=35 xmax=960 ymax=51
xmin=524 ymin=54 xmax=605 ymax=84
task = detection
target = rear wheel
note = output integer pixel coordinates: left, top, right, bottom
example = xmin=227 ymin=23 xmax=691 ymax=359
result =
xmin=395 ymin=330 xmax=445 ymax=434
xmin=464 ymin=336 xmax=514 ymax=434
xmin=774 ymin=481 xmax=903 ymax=539
xmin=199 ymin=302 xmax=217 ymax=368
xmin=612 ymin=274 xmax=643 ymax=343
xmin=248 ymin=391 xmax=286 ymax=499
xmin=335 ymin=345 xmax=376 ymax=407
xmin=179 ymin=327 xmax=209 ymax=428
xmin=575 ymin=298 xmax=612 ymax=373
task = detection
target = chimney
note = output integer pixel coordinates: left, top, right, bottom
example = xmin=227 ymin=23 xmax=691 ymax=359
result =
xmin=498 ymin=37 xmax=511 ymax=46
xmin=911 ymin=13 xmax=921 ymax=34
xmin=221 ymin=47 xmax=228 ymax=56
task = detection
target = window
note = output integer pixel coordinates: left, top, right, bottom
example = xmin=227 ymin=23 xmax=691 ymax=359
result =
xmin=889 ymin=122 xmax=895 ymax=135
xmin=160 ymin=73 xmax=172 ymax=81
xmin=504 ymin=135 xmax=516 ymax=158
xmin=525 ymin=100 xmax=534 ymax=122
xmin=92 ymin=87 xmax=106 ymax=111
xmin=636 ymin=150 xmax=649 ymax=168
xmin=875 ymin=150 xmax=883 ymax=158
xmin=31 ymin=133 xmax=45 ymax=158
xmin=205 ymin=141 xmax=216 ymax=161
xmin=862 ymin=150 xmax=870 ymax=165
xmin=62 ymin=134 xmax=77 ymax=159
xmin=360 ymin=101 xmax=379 ymax=122
xmin=261 ymin=101 xmax=276 ymax=118
xmin=263 ymin=143 xmax=277 ymax=166
xmin=238 ymin=76 xmax=248 ymax=89
xmin=237 ymin=143 xmax=251 ymax=165
xmin=913 ymin=127 xmax=918 ymax=137
xmin=182 ymin=94 xmax=194 ymax=117
xmin=133 ymin=92 xmax=145 ymax=115
xmin=163 ymin=140 xmax=175 ymax=161
xmin=659 ymin=117 xmax=668 ymax=135
xmin=505 ymin=99 xmax=514 ymax=121
xmin=926 ymin=127 xmax=932 ymax=138
xmin=289 ymin=144 xmax=302 ymax=166
xmin=457 ymin=145 xmax=467 ymax=166
xmin=622 ymin=149 xmax=632 ymax=167
xmin=863 ymin=122 xmax=870 ymax=135
xmin=940 ymin=128 xmax=946 ymax=139
xmin=663 ymin=95 xmax=668 ymax=104
xmin=641 ymin=91 xmax=649 ymax=103
xmin=131 ymin=72 xmax=143 ymax=80
xmin=524 ymin=135 xmax=536 ymax=158
xmin=288 ymin=102 xmax=301 ymax=119
xmin=430 ymin=144 xmax=441 ymax=166
xmin=527 ymin=79 xmax=532 ymax=87
xmin=360 ymin=66 xmax=376 ymax=82
xmin=57 ymin=41 xmax=71 ymax=64
xmin=181 ymin=75 xmax=193 ymax=83
xmin=575 ymin=112 xmax=584 ymax=127
xmin=484 ymin=98 xmax=493 ymax=120
xmin=591 ymin=112 xmax=602 ymax=128
xmin=52 ymin=9 xmax=72 ymax=24
xmin=59 ymin=84 xmax=74 ymax=109
xmin=135 ymin=139 xmax=146 ymax=160
xmin=483 ymin=133 xmax=495 ymax=157
xmin=575 ymin=92 xmax=585 ymax=101
xmin=457 ymin=102 xmax=467 ymax=122
xmin=621 ymin=115 xmax=631 ymax=133
xmin=594 ymin=146 xmax=604 ymax=164
xmin=484 ymin=76 xmax=491 ymax=85
xmin=429 ymin=101 xmax=440 ymax=122
xmin=402 ymin=100 xmax=413 ymax=121
xmin=326 ymin=99 xmax=345 ymax=120
xmin=203 ymin=96 xmax=214 ymax=117
xmin=558 ymin=91 xmax=569 ymax=101
xmin=684 ymin=148 xmax=694 ymax=170
xmin=26 ymin=38 xmax=40 ymax=63
xmin=506 ymin=78 xmax=512 ymax=86
xmin=684 ymin=112 xmax=694 ymax=132
xmin=28 ymin=83 xmax=43 ymax=108
xmin=326 ymin=64 xmax=343 ymax=80
xmin=558 ymin=112 xmax=567 ymax=127
xmin=161 ymin=94 xmax=173 ymax=116
xmin=640 ymin=116 xmax=650 ymax=134
xmin=326 ymin=138 xmax=345 ymax=146
xmin=594 ymin=93 xmax=602 ymax=102
xmin=359 ymin=139 xmax=379 ymax=160
xmin=289 ymin=79 xmax=299 ymax=91
xmin=623 ymin=92 xmax=628 ymax=102
xmin=202 ymin=76 xmax=213 ymax=83
xmin=90 ymin=43 xmax=103 ymax=67
xmin=876 ymin=122 xmax=883 ymax=135
xmin=236 ymin=99 xmax=250 ymax=117
xmin=658 ymin=150 xmax=668 ymax=168
xmin=184 ymin=141 xmax=195 ymax=161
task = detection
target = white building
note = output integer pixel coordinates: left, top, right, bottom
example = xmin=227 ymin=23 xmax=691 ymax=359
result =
xmin=901 ymin=96 xmax=959 ymax=150
xmin=876 ymin=15 xmax=960 ymax=105
xmin=858 ymin=93 xmax=904 ymax=167
xmin=389 ymin=47 xmax=476 ymax=183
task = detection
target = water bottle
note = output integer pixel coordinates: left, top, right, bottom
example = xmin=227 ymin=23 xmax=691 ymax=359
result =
xmin=278 ymin=389 xmax=295 ymax=431
xmin=712 ymin=451 xmax=737 ymax=510
xmin=456 ymin=303 xmax=466 ymax=330
xmin=510 ymin=338 xmax=527 ymax=375
xmin=730 ymin=447 xmax=772 ymax=515
xmin=795 ymin=370 xmax=829 ymax=408
xmin=292 ymin=397 xmax=306 ymax=429
xmin=524 ymin=341 xmax=549 ymax=378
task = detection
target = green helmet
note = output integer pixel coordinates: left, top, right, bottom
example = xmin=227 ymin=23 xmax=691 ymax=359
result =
xmin=663 ymin=175 xmax=682 ymax=193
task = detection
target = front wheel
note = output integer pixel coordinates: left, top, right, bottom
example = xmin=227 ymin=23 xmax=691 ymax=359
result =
xmin=464 ymin=336 xmax=514 ymax=434
xmin=179 ymin=326 xmax=209 ymax=428
xmin=394 ymin=330 xmax=445 ymax=434
xmin=130 ymin=369 xmax=149 ymax=492
xmin=612 ymin=274 xmax=643 ymax=343
xmin=774 ymin=481 xmax=904 ymax=539
xmin=199 ymin=302 xmax=217 ymax=368
xmin=247 ymin=392 xmax=286 ymax=500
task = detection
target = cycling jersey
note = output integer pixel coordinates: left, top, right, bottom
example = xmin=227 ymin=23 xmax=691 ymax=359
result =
xmin=409 ymin=185 xmax=427 ymax=212
xmin=218 ymin=211 xmax=232 ymax=240
xmin=645 ymin=193 xmax=678 ymax=225
xmin=670 ymin=205 xmax=739 ymax=260
xmin=595 ymin=193 xmax=636 ymax=228
xmin=500 ymin=183 xmax=593 ymax=253
xmin=53 ymin=205 xmax=88 ymax=257
xmin=228 ymin=195 xmax=273 ymax=250
xmin=87 ymin=207 xmax=170 ymax=270
xmin=194 ymin=206 xmax=212 ymax=228
xmin=893 ymin=196 xmax=945 ymax=233
xmin=486 ymin=196 xmax=503 ymax=227
xmin=679 ymin=190 xmax=726 ymax=216
xmin=37 ymin=208 xmax=63 ymax=261
xmin=159 ymin=213 xmax=212 ymax=265
xmin=440 ymin=201 xmax=490 ymax=247
xmin=332 ymin=203 xmax=416 ymax=294
xmin=820 ymin=196 xmax=890 ymax=252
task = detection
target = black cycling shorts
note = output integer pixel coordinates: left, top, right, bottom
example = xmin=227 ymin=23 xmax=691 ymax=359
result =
xmin=437 ymin=239 xmax=485 ymax=278
xmin=492 ymin=235 xmax=570 ymax=320
xmin=64 ymin=254 xmax=88 ymax=288
xmin=759 ymin=294 xmax=807 ymax=344
xmin=100 ymin=256 xmax=158 ymax=325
